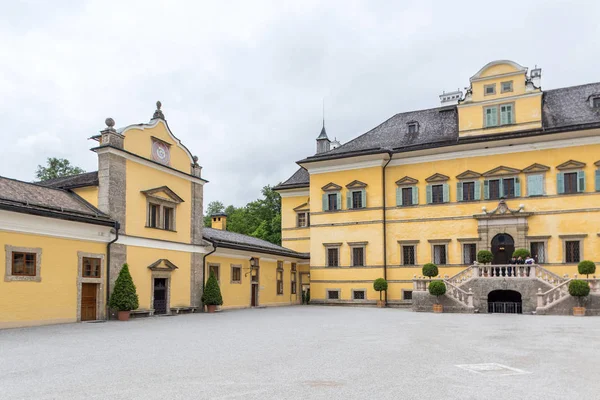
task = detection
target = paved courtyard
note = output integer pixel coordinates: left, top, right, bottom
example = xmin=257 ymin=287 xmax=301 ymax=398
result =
xmin=1 ymin=306 xmax=599 ymax=399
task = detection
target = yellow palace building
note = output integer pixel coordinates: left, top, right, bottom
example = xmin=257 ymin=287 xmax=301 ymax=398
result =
xmin=0 ymin=103 xmax=307 ymax=329
xmin=275 ymin=60 xmax=600 ymax=312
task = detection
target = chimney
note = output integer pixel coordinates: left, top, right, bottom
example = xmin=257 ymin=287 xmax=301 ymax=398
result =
xmin=211 ymin=213 xmax=227 ymax=230
xmin=439 ymin=90 xmax=463 ymax=106
xmin=530 ymin=67 xmax=542 ymax=89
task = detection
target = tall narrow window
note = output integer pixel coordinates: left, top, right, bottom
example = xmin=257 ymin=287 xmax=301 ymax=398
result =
xmin=433 ymin=245 xmax=447 ymax=265
xmin=327 ymin=248 xmax=339 ymax=267
xmin=530 ymin=242 xmax=545 ymax=264
xmin=527 ymin=174 xmax=544 ymax=196
xmin=485 ymin=106 xmax=498 ymax=127
xmin=402 ymin=246 xmax=416 ymax=265
xmin=11 ymin=252 xmax=36 ymax=276
xmin=231 ymin=266 xmax=242 ymax=283
xmin=500 ymin=104 xmax=514 ymax=125
xmin=209 ymin=264 xmax=220 ymax=282
xmin=352 ymin=247 xmax=365 ymax=267
xmin=351 ymin=191 xmax=363 ymax=209
xmin=463 ymin=244 xmax=476 ymax=265
xmin=488 ymin=179 xmax=500 ymax=200
xmin=564 ymin=172 xmax=578 ymax=194
xmin=297 ymin=212 xmax=308 ymax=227
xmin=431 ymin=185 xmax=444 ymax=204
xmin=291 ymin=271 xmax=297 ymax=294
xmin=276 ymin=265 xmax=284 ymax=295
xmin=149 ymin=203 xmax=159 ymax=228
xmin=503 ymin=178 xmax=515 ymax=198
xmin=328 ymin=193 xmax=338 ymax=211
xmin=462 ymin=182 xmax=475 ymax=201
xmin=402 ymin=187 xmax=413 ymax=206
xmin=565 ymin=241 xmax=581 ymax=263
xmin=163 ymin=207 xmax=174 ymax=230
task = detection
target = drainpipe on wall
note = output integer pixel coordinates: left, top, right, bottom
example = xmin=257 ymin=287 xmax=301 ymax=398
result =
xmin=201 ymin=238 xmax=217 ymax=312
xmin=382 ymin=151 xmax=393 ymax=305
xmin=105 ymin=221 xmax=120 ymax=320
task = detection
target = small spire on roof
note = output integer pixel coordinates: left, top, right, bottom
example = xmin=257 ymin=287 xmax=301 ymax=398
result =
xmin=152 ymin=100 xmax=165 ymax=120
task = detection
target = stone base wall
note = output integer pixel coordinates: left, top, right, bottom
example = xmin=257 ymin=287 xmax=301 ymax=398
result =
xmin=468 ymin=278 xmax=553 ymax=314
xmin=537 ymin=294 xmax=600 ymax=316
xmin=412 ymin=291 xmax=474 ymax=313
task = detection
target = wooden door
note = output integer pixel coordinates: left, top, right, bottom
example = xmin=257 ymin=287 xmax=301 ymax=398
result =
xmin=81 ymin=283 xmax=97 ymax=321
xmin=251 ymin=284 xmax=258 ymax=307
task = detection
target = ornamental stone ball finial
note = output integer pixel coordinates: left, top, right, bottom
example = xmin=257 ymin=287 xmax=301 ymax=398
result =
xmin=153 ymin=100 xmax=165 ymax=120
xmin=193 ymin=155 xmax=199 ymax=163
xmin=156 ymin=100 xmax=162 ymax=110
xmin=105 ymin=117 xmax=115 ymax=130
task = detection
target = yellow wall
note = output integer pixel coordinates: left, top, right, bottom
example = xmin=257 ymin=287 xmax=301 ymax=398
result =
xmin=73 ymin=186 xmax=99 ymax=208
xmin=280 ymin=195 xmax=311 ymax=253
xmin=0 ymin=231 xmax=105 ymax=328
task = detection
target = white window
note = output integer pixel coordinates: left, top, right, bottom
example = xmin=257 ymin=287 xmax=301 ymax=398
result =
xmin=500 ymin=104 xmax=514 ymax=125
xmin=484 ymin=106 xmax=498 ymax=127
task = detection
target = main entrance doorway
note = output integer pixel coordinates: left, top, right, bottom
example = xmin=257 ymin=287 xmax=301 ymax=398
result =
xmin=153 ymin=278 xmax=167 ymax=314
xmin=487 ymin=290 xmax=522 ymax=314
xmin=81 ymin=283 xmax=98 ymax=321
xmin=491 ymin=233 xmax=515 ymax=264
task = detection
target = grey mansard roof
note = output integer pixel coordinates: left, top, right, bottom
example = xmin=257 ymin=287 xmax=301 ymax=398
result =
xmin=278 ymin=82 xmax=600 ymax=188
xmin=39 ymin=171 xmax=99 ymax=189
xmin=203 ymin=227 xmax=309 ymax=259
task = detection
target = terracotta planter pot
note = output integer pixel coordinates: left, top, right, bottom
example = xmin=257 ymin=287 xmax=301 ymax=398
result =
xmin=573 ymin=306 xmax=586 ymax=316
xmin=117 ymin=311 xmax=130 ymax=321
xmin=377 ymin=300 xmax=385 ymax=308
xmin=433 ymin=304 xmax=443 ymax=313
xmin=207 ymin=305 xmax=217 ymax=313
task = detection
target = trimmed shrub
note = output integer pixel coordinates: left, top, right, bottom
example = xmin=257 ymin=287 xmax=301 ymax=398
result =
xmin=477 ymin=250 xmax=493 ymax=264
xmin=512 ymin=248 xmax=531 ymax=259
xmin=108 ymin=264 xmax=139 ymax=311
xmin=373 ymin=278 xmax=388 ymax=301
xmin=578 ymin=260 xmax=596 ymax=278
xmin=202 ymin=271 xmax=223 ymax=306
xmin=428 ymin=280 xmax=446 ymax=304
xmin=568 ymin=279 xmax=590 ymax=306
xmin=422 ymin=263 xmax=439 ymax=279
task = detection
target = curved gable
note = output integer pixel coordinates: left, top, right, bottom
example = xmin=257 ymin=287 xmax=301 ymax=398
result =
xmin=470 ymin=60 xmax=527 ymax=81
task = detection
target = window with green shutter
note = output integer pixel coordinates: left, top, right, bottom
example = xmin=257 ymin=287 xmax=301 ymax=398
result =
xmin=323 ymin=192 xmax=341 ymax=211
xmin=347 ymin=189 xmax=366 ymax=209
xmin=484 ymin=106 xmax=498 ymax=127
xmin=500 ymin=104 xmax=514 ymax=125
xmin=527 ymin=174 xmax=544 ymax=196
xmin=596 ymin=169 xmax=600 ymax=192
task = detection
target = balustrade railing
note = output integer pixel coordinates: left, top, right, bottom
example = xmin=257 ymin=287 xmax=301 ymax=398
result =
xmin=473 ymin=264 xmax=535 ymax=278
xmin=413 ymin=276 xmax=473 ymax=308
xmin=537 ymin=277 xmax=600 ymax=309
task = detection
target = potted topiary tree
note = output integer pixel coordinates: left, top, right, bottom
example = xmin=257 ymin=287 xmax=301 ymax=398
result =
xmin=108 ymin=263 xmax=139 ymax=321
xmin=422 ymin=263 xmax=438 ymax=279
xmin=373 ymin=278 xmax=388 ymax=308
xmin=428 ymin=280 xmax=446 ymax=313
xmin=477 ymin=250 xmax=493 ymax=265
xmin=578 ymin=260 xmax=596 ymax=279
xmin=568 ymin=279 xmax=590 ymax=316
xmin=202 ymin=271 xmax=223 ymax=313
xmin=512 ymin=248 xmax=531 ymax=259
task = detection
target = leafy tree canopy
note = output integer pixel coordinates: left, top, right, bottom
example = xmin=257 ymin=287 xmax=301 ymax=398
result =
xmin=35 ymin=157 xmax=85 ymax=181
xmin=205 ymin=186 xmax=282 ymax=245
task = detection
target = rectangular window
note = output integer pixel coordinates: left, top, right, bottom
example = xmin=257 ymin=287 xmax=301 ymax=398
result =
xmin=565 ymin=241 xmax=581 ymax=263
xmin=462 ymin=182 xmax=475 ymax=201
xmin=231 ymin=266 xmax=241 ymax=283
xmin=163 ymin=207 xmax=174 ymax=230
xmin=327 ymin=290 xmax=339 ymax=300
xmin=500 ymin=104 xmax=514 ymax=125
xmin=402 ymin=187 xmax=413 ymax=206
xmin=408 ymin=123 xmax=418 ymax=134
xmin=328 ymin=193 xmax=338 ymax=211
xmin=593 ymin=97 xmax=600 ymax=108
xmin=297 ymin=212 xmax=307 ymax=227
xmin=530 ymin=242 xmax=545 ymax=264
xmin=402 ymin=245 xmax=416 ymax=265
xmin=351 ymin=191 xmax=363 ymax=209
xmin=431 ymin=184 xmax=444 ymax=204
xmin=82 ymin=257 xmax=101 ymax=278
xmin=291 ymin=263 xmax=297 ymax=272
xmin=564 ymin=172 xmax=578 ymax=194
xmin=501 ymin=81 xmax=513 ymax=93
xmin=209 ymin=264 xmax=220 ymax=282
xmin=327 ymin=248 xmax=339 ymax=267
xmin=488 ymin=179 xmax=500 ymax=200
xmin=403 ymin=290 xmax=413 ymax=301
xmin=484 ymin=106 xmax=498 ymax=127
xmin=433 ymin=245 xmax=447 ymax=265
xmin=149 ymin=203 xmax=159 ymax=228
xmin=276 ymin=268 xmax=284 ymax=295
xmin=503 ymin=178 xmax=515 ymax=198
xmin=484 ymin=84 xmax=496 ymax=96
xmin=463 ymin=244 xmax=476 ymax=265
xmin=353 ymin=290 xmax=366 ymax=300
xmin=12 ymin=252 xmax=36 ymax=276
xmin=291 ymin=272 xmax=297 ymax=294
xmin=527 ymin=174 xmax=544 ymax=196
xmin=352 ymin=247 xmax=365 ymax=267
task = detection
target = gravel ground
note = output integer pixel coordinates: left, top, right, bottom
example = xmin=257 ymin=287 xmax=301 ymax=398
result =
xmin=1 ymin=306 xmax=599 ymax=400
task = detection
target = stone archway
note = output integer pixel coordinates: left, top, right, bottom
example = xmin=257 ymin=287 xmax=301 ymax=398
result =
xmin=474 ymin=200 xmax=532 ymax=256
xmin=491 ymin=233 xmax=515 ymax=265
xmin=487 ymin=290 xmax=522 ymax=314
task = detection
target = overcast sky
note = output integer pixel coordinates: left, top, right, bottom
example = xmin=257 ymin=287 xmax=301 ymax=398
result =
xmin=1 ymin=0 xmax=599 ymax=209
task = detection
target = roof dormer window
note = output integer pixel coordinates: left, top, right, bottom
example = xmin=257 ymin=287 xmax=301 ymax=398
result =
xmin=593 ymin=97 xmax=600 ymax=108
xmin=407 ymin=122 xmax=419 ymax=134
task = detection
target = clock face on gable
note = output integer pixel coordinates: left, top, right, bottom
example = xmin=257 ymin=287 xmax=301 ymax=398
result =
xmin=151 ymin=140 xmax=171 ymax=165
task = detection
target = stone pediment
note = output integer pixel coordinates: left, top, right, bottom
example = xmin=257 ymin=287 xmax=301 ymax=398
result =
xmin=148 ymin=259 xmax=179 ymax=271
xmin=474 ymin=200 xmax=532 ymax=219
xmin=482 ymin=166 xmax=521 ymax=177
xmin=522 ymin=163 xmax=550 ymax=174
xmin=141 ymin=186 xmax=184 ymax=203
xmin=556 ymin=160 xmax=586 ymax=170
xmin=293 ymin=202 xmax=310 ymax=211
xmin=345 ymin=180 xmax=367 ymax=189
xmin=321 ymin=182 xmax=342 ymax=191
xmin=456 ymin=170 xmax=481 ymax=180
xmin=425 ymin=173 xmax=449 ymax=183
xmin=395 ymin=176 xmax=419 ymax=186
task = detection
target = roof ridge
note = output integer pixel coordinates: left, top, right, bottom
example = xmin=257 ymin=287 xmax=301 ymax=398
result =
xmin=544 ymin=81 xmax=600 ymax=93
xmin=0 ymin=175 xmax=76 ymax=195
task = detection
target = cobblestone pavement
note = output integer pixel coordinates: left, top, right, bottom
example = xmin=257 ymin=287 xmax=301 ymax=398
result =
xmin=1 ymin=306 xmax=599 ymax=399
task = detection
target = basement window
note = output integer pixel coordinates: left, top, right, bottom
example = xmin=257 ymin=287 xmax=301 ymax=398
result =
xmin=327 ymin=290 xmax=340 ymax=300
xmin=352 ymin=290 xmax=366 ymax=300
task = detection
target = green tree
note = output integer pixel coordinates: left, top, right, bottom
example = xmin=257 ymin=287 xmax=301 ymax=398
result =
xmin=428 ymin=280 xmax=446 ymax=304
xmin=578 ymin=260 xmax=596 ymax=278
xmin=108 ymin=264 xmax=139 ymax=311
xmin=35 ymin=157 xmax=85 ymax=181
xmin=422 ymin=263 xmax=439 ymax=279
xmin=204 ymin=201 xmax=225 ymax=227
xmin=373 ymin=278 xmax=388 ymax=301
xmin=202 ymin=271 xmax=223 ymax=306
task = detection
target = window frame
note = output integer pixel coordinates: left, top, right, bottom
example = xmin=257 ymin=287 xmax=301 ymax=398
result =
xmin=461 ymin=181 xmax=476 ymax=201
xmin=484 ymin=103 xmax=515 ymax=127
xmin=276 ymin=261 xmax=284 ymax=295
xmin=146 ymin=200 xmax=177 ymax=231
xmin=501 ymin=81 xmax=513 ymax=93
xmin=163 ymin=206 xmax=175 ymax=231
xmin=563 ymin=171 xmax=579 ymax=194
xmin=230 ymin=264 xmax=242 ymax=284
xmin=351 ymin=289 xmax=367 ymax=301
xmin=431 ymin=184 xmax=444 ymax=204
xmin=82 ymin=257 xmax=102 ymax=278
xmin=350 ymin=245 xmax=366 ymax=267
xmin=5 ymin=245 xmax=42 ymax=282
xmin=429 ymin=241 xmax=450 ymax=265
xmin=401 ymin=187 xmax=413 ymax=206
xmin=291 ymin=268 xmax=297 ymax=294
xmin=325 ymin=245 xmax=341 ymax=267
xmin=592 ymin=97 xmax=600 ymax=108
xmin=208 ymin=263 xmax=220 ymax=283
xmin=462 ymin=243 xmax=477 ymax=265
xmin=297 ymin=212 xmax=309 ymax=228
xmin=562 ymin=238 xmax=584 ymax=264
xmin=526 ymin=173 xmax=545 ymax=197
xmin=484 ymin=83 xmax=496 ymax=96
xmin=402 ymin=289 xmax=413 ymax=301
xmin=400 ymin=242 xmax=417 ymax=266
xmin=529 ymin=241 xmax=547 ymax=264
xmin=407 ymin=122 xmax=419 ymax=134
xmin=327 ymin=289 xmax=341 ymax=301
xmin=327 ymin=192 xmax=339 ymax=211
